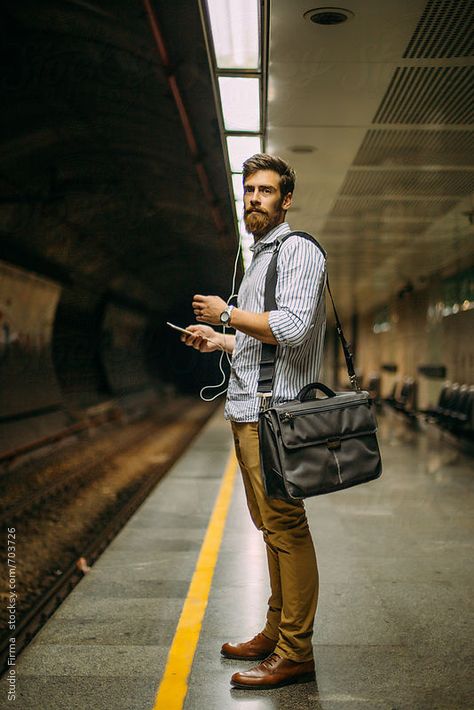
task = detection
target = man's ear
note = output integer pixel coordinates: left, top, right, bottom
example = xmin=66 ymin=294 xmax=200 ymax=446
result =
xmin=282 ymin=192 xmax=293 ymax=211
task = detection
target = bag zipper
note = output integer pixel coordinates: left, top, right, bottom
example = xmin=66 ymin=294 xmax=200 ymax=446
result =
xmin=280 ymin=398 xmax=367 ymax=421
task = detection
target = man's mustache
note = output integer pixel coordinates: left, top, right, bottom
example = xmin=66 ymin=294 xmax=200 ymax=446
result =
xmin=245 ymin=208 xmax=268 ymax=216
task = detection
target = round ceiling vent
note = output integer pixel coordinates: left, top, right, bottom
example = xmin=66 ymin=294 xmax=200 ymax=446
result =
xmin=303 ymin=7 xmax=354 ymax=25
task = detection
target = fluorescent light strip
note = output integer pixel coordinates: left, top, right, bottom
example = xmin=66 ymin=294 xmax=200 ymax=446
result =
xmin=206 ymin=0 xmax=259 ymax=69
xmin=232 ymin=173 xmax=243 ymax=199
xmin=218 ymin=76 xmax=260 ymax=132
xmin=227 ymin=135 xmax=262 ymax=173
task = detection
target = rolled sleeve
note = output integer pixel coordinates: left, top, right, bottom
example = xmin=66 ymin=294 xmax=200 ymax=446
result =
xmin=268 ymin=236 xmax=326 ymax=347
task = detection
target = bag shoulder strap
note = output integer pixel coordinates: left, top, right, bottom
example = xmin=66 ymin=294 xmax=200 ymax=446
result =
xmin=257 ymin=230 xmax=359 ymax=401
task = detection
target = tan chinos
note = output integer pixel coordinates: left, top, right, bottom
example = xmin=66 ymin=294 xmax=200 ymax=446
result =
xmin=231 ymin=420 xmax=318 ymax=662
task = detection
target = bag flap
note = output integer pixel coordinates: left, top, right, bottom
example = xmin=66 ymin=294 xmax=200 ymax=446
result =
xmin=276 ymin=399 xmax=377 ymax=449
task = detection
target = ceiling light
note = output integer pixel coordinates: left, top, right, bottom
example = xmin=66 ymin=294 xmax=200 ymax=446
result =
xmin=235 ymin=199 xmax=244 ymax=218
xmin=226 ymin=135 xmax=262 ymax=172
xmin=303 ymin=7 xmax=354 ymax=25
xmin=232 ymin=173 xmax=243 ymax=198
xmin=218 ymin=77 xmax=260 ymax=132
xmin=207 ymin=0 xmax=260 ymax=69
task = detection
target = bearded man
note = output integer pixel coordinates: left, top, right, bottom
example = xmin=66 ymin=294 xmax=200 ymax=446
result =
xmin=181 ymin=153 xmax=326 ymax=690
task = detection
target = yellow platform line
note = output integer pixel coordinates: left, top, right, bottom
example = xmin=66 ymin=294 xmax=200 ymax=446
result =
xmin=152 ymin=449 xmax=238 ymax=710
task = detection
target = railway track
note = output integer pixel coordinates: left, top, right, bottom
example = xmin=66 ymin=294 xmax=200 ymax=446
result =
xmin=0 ymin=400 xmax=217 ymax=676
xmin=1 ymin=421 xmax=158 ymax=523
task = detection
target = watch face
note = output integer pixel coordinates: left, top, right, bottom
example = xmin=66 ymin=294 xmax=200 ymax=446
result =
xmin=220 ymin=310 xmax=229 ymax=323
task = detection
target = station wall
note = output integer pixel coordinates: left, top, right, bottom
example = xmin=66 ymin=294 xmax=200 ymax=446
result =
xmin=331 ymin=270 xmax=474 ymax=409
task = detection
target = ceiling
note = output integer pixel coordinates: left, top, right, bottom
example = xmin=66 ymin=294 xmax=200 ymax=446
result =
xmin=266 ymin=0 xmax=474 ymax=318
xmin=0 ymin=0 xmax=472 ymax=325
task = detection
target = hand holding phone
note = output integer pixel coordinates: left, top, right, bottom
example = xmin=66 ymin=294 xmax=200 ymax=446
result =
xmin=166 ymin=322 xmax=198 ymax=337
xmin=166 ymin=321 xmax=223 ymax=352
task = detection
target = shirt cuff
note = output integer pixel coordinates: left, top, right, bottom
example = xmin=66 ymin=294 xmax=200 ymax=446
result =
xmin=268 ymin=309 xmax=298 ymax=346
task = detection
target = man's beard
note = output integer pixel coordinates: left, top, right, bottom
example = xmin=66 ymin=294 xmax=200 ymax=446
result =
xmin=244 ymin=207 xmax=282 ymax=240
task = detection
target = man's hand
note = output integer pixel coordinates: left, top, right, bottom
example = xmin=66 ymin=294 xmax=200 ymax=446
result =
xmin=191 ymin=293 xmax=277 ymax=346
xmin=192 ymin=294 xmax=228 ymax=325
xmin=180 ymin=324 xmax=222 ymax=353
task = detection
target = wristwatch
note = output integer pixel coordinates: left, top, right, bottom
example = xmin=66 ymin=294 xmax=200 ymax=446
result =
xmin=219 ymin=305 xmax=234 ymax=325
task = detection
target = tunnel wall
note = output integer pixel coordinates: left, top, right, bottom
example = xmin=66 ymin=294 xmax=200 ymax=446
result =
xmin=0 ymin=261 xmax=74 ymax=451
xmin=0 ymin=262 xmax=63 ymax=419
xmin=0 ymin=259 xmax=163 ymax=456
xmin=100 ymin=302 xmax=150 ymax=395
xmin=52 ymin=285 xmax=109 ymax=409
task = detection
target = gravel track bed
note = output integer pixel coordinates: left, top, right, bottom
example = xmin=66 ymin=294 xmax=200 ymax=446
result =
xmin=0 ymin=399 xmax=215 ymax=630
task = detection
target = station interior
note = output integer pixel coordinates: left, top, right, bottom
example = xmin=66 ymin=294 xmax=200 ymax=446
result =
xmin=0 ymin=1 xmax=473 ymax=709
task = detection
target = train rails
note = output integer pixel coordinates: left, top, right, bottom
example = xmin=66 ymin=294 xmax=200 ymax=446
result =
xmin=0 ymin=398 xmax=217 ymax=676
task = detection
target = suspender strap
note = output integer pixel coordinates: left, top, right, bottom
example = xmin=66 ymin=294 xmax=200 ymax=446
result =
xmin=257 ymin=231 xmax=360 ymax=402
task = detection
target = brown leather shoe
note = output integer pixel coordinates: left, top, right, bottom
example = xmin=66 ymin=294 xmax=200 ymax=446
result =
xmin=221 ymin=632 xmax=277 ymax=660
xmin=230 ymin=653 xmax=315 ymax=689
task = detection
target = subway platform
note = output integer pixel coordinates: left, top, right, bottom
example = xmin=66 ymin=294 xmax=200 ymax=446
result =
xmin=1 ymin=407 xmax=473 ymax=709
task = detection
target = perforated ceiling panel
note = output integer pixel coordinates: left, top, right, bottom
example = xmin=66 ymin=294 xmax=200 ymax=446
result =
xmin=404 ymin=0 xmax=474 ymax=58
xmin=269 ymin=0 xmax=473 ymax=317
xmin=373 ymin=66 xmax=473 ymax=125
xmin=331 ymin=197 xmax=458 ymax=220
xmin=323 ymin=218 xmax=429 ymax=235
xmin=353 ymin=129 xmax=474 ymax=166
xmin=339 ymin=170 xmax=474 ymax=197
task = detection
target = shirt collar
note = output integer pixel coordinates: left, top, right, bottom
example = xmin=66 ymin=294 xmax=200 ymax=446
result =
xmin=249 ymin=222 xmax=291 ymax=253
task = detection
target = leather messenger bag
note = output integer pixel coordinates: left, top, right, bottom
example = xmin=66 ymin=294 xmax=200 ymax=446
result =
xmin=257 ymin=231 xmax=382 ymax=501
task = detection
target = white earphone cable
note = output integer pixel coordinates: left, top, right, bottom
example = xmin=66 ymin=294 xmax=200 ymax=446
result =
xmin=199 ymin=233 xmax=243 ymax=401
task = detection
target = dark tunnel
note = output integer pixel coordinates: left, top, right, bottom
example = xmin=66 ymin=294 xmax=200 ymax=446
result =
xmin=0 ymin=0 xmax=240 ymax=454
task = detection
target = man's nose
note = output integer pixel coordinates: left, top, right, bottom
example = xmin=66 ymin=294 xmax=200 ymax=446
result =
xmin=250 ymin=191 xmax=261 ymax=204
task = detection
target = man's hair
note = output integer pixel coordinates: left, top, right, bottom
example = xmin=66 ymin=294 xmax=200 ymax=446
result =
xmin=242 ymin=153 xmax=296 ymax=198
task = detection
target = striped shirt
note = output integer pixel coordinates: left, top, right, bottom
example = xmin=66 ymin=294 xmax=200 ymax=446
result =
xmin=224 ymin=222 xmax=327 ymax=422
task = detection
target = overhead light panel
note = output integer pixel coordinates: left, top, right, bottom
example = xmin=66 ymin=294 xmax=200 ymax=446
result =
xmin=232 ymin=173 xmax=243 ymax=198
xmin=218 ymin=77 xmax=260 ymax=132
xmin=227 ymin=135 xmax=262 ymax=172
xmin=235 ymin=198 xmax=244 ymax=216
xmin=206 ymin=0 xmax=260 ymax=69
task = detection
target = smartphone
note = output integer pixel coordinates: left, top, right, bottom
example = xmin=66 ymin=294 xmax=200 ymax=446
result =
xmin=166 ymin=321 xmax=197 ymax=337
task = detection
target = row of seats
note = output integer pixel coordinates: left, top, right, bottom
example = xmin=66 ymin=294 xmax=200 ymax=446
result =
xmin=384 ymin=378 xmax=417 ymax=419
xmin=363 ymin=375 xmax=474 ymax=438
xmin=421 ymin=382 xmax=474 ymax=437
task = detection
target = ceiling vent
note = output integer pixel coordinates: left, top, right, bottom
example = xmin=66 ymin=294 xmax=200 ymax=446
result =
xmin=303 ymin=7 xmax=354 ymax=25
xmin=323 ymin=218 xmax=429 ymax=235
xmin=404 ymin=0 xmax=474 ymax=58
xmin=331 ymin=197 xmax=458 ymax=220
xmin=373 ymin=66 xmax=473 ymax=125
xmin=353 ymin=128 xmax=474 ymax=167
xmin=339 ymin=169 xmax=474 ymax=198
xmin=288 ymin=145 xmax=316 ymax=153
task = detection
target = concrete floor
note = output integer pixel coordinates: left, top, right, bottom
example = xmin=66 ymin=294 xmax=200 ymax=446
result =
xmin=1 ymin=407 xmax=473 ymax=709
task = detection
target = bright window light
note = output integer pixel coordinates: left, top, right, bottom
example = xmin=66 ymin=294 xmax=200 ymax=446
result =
xmin=227 ymin=135 xmax=262 ymax=172
xmin=232 ymin=173 xmax=243 ymax=199
xmin=207 ymin=0 xmax=259 ymax=69
xmin=235 ymin=199 xmax=244 ymax=219
xmin=218 ymin=77 xmax=260 ymax=132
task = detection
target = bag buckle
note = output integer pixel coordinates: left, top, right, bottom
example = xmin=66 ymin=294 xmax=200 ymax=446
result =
xmin=257 ymin=392 xmax=273 ymax=412
xmin=350 ymin=374 xmax=361 ymax=392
